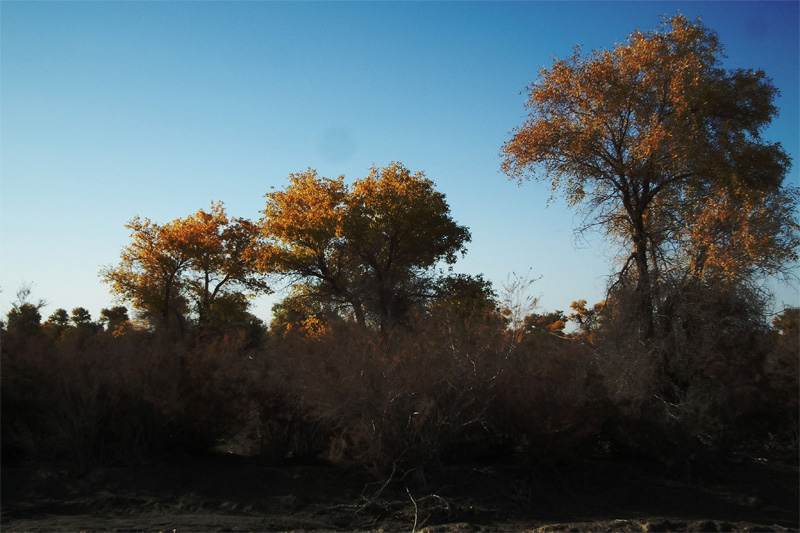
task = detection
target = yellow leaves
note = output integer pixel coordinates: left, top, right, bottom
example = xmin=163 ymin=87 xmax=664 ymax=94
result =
xmin=687 ymin=188 xmax=800 ymax=282
xmin=269 ymin=286 xmax=333 ymax=339
xmin=102 ymin=202 xmax=269 ymax=326
xmin=569 ymin=299 xmax=602 ymax=321
xmin=506 ymin=12 xmax=723 ymax=184
xmin=292 ymin=314 xmax=327 ymax=340
xmin=567 ymin=299 xmax=605 ymax=335
xmin=502 ymin=12 xmax=798 ymax=303
xmin=111 ymin=321 xmax=133 ymax=338
xmin=346 ymin=162 xmax=453 ymax=251
xmin=262 ymin=162 xmax=469 ymax=273
xmin=349 ymin=163 xmax=438 ymax=215
xmin=262 ymin=170 xmax=346 ymax=255
xmin=260 ymin=163 xmax=470 ymax=330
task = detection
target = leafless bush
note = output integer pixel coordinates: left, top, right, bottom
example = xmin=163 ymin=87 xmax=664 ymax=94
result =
xmin=492 ymin=336 xmax=608 ymax=462
xmin=2 ymin=327 xmax=151 ymax=471
xmin=1 ymin=326 xmax=256 ymax=472
xmin=255 ymin=306 xmax=513 ymax=478
xmin=763 ymin=308 xmax=800 ymax=451
xmin=246 ymin=358 xmax=332 ymax=464
xmin=142 ymin=335 xmax=254 ymax=454
xmin=586 ymin=282 xmax=784 ymax=461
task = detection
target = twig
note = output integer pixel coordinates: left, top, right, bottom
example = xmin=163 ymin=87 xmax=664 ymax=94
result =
xmin=328 ymin=462 xmax=398 ymax=515
xmin=418 ymin=493 xmax=451 ymax=514
xmin=356 ymin=462 xmax=397 ymax=513
xmin=407 ymin=487 xmax=419 ymax=533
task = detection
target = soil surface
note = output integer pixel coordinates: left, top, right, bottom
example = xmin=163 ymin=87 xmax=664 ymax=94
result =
xmin=2 ymin=452 xmax=798 ymax=532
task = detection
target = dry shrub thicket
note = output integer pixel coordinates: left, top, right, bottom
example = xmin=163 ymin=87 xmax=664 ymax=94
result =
xmin=252 ymin=307 xmax=515 ymax=478
xmin=583 ymin=283 xmax=798 ymax=463
xmin=2 ymin=285 xmax=798 ymax=479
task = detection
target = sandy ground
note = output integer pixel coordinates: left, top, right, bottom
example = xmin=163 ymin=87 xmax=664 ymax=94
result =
xmin=2 ymin=452 xmax=798 ymax=532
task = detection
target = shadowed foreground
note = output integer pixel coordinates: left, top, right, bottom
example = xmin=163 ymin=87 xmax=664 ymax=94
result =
xmin=2 ymin=450 xmax=797 ymax=532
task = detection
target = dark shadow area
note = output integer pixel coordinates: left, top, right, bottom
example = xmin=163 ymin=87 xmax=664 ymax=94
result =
xmin=2 ymin=450 xmax=797 ymax=532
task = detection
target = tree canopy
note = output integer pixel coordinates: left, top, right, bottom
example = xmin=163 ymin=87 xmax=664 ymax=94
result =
xmin=101 ymin=202 xmax=269 ymax=332
xmin=502 ymin=14 xmax=798 ymax=335
xmin=261 ymin=162 xmax=472 ymax=333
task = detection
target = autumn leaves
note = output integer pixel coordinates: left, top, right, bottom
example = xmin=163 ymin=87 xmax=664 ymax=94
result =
xmin=264 ymin=163 xmax=471 ymax=333
xmin=103 ymin=14 xmax=798 ymax=340
xmin=101 ymin=202 xmax=267 ymax=332
xmin=501 ymin=14 xmax=798 ymax=337
xmin=102 ymin=162 xmax=472 ymax=334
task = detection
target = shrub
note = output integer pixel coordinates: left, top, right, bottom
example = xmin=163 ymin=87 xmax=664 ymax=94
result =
xmin=585 ymin=282 xmax=787 ymax=462
xmin=251 ymin=306 xmax=514 ymax=479
xmin=492 ymin=336 xmax=608 ymax=463
xmin=1 ymin=326 xmax=256 ymax=472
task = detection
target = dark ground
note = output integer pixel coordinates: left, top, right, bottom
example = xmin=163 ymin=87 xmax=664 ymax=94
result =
xmin=1 ymin=450 xmax=798 ymax=532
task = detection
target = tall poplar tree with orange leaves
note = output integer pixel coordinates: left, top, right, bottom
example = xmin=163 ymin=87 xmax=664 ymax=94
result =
xmin=502 ymin=15 xmax=798 ymax=336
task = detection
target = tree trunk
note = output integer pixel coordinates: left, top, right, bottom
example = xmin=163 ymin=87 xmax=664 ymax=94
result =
xmin=632 ymin=218 xmax=656 ymax=339
xmin=351 ymin=299 xmax=366 ymax=326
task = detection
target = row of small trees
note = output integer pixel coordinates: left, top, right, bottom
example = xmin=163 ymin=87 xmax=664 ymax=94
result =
xmin=6 ymin=288 xmax=131 ymax=337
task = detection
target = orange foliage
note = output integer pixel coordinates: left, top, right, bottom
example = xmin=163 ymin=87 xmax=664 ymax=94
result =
xmin=101 ymin=202 xmax=268 ymax=328
xmin=261 ymin=162 xmax=470 ymax=331
xmin=502 ymin=13 xmax=797 ymax=315
xmin=686 ymin=188 xmax=800 ymax=282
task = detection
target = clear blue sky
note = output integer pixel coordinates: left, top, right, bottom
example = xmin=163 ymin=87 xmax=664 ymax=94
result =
xmin=2 ymin=1 xmax=798 ymax=324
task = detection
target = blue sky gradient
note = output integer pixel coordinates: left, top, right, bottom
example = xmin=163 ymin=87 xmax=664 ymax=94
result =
xmin=2 ymin=1 xmax=798 ymax=323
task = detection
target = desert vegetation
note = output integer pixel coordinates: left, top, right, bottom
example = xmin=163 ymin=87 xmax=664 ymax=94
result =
xmin=2 ymin=14 xmax=798 ymax=531
xmin=3 ymin=278 xmax=798 ymax=477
